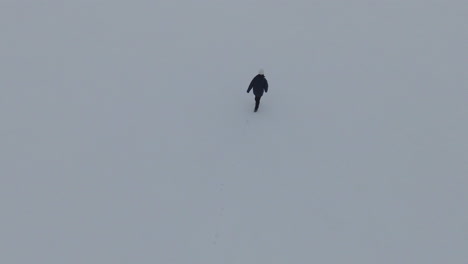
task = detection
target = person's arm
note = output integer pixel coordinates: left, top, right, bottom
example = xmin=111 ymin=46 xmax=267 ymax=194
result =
xmin=264 ymin=79 xmax=268 ymax=93
xmin=247 ymin=78 xmax=254 ymax=93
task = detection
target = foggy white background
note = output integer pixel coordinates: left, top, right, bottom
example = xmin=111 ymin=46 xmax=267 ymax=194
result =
xmin=1 ymin=1 xmax=467 ymax=263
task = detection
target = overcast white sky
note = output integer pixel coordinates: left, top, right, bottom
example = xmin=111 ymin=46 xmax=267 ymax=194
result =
xmin=1 ymin=1 xmax=467 ymax=263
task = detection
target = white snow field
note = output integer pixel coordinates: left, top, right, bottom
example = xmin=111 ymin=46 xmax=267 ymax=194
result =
xmin=1 ymin=1 xmax=467 ymax=263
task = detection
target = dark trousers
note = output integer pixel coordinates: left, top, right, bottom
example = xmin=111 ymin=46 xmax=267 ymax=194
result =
xmin=254 ymin=96 xmax=261 ymax=112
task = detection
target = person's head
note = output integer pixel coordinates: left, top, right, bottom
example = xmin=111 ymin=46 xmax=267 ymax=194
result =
xmin=259 ymin=69 xmax=264 ymax=75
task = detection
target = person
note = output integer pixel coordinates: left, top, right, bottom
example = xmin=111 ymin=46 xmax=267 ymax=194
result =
xmin=247 ymin=69 xmax=268 ymax=112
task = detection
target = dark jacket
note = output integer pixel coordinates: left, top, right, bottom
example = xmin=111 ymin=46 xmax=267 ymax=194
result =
xmin=247 ymin=74 xmax=268 ymax=96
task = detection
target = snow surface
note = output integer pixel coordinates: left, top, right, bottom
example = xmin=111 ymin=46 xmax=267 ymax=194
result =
xmin=1 ymin=1 xmax=467 ymax=263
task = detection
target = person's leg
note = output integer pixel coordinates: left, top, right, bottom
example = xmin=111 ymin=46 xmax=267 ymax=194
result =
xmin=254 ymin=96 xmax=261 ymax=112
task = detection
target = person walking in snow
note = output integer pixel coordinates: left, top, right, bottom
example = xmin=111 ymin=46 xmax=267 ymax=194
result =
xmin=247 ymin=69 xmax=268 ymax=112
